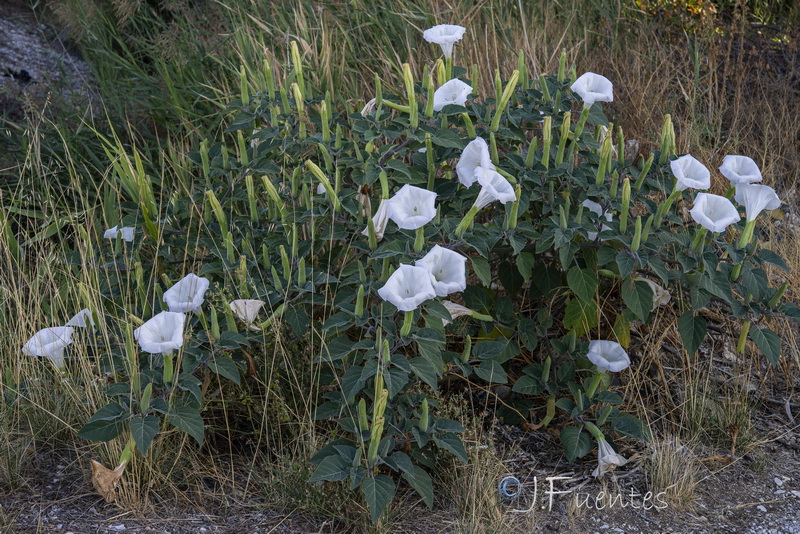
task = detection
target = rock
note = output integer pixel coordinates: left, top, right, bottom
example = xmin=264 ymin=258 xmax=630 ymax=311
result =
xmin=757 ymin=505 xmax=767 ymax=512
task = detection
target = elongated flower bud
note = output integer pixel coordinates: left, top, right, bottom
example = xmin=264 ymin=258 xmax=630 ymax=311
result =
xmin=461 ymin=335 xmax=472 ymax=363
xmin=634 ymin=152 xmax=654 ymax=190
xmin=555 ymin=111 xmax=571 ymax=166
xmin=290 ymin=41 xmax=305 ymax=98
xmin=358 ymin=398 xmax=369 ymax=436
xmin=620 ymin=178 xmax=631 ymax=233
xmin=420 ymin=398 xmax=429 ymax=432
xmin=542 ymin=116 xmax=552 ymax=168
xmin=297 ymin=257 xmax=306 ymax=285
xmin=305 ymin=160 xmax=341 ymax=211
xmin=659 ymin=114 xmax=672 ymax=165
xmin=631 ymin=215 xmax=642 ymax=251
xmin=490 ymin=70 xmax=520 ymax=132
xmin=355 ymin=285 xmax=365 ymax=318
xmin=240 ymin=64 xmax=249 ymax=106
xmin=210 ymin=306 xmax=221 ymax=340
xmin=205 ymin=190 xmax=229 ymax=236
xmin=402 ymin=63 xmax=418 ymax=128
xmin=271 ymin=265 xmax=283 ymax=292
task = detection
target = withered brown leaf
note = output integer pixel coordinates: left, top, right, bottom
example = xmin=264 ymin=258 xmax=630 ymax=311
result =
xmin=90 ymin=459 xmax=126 ymax=502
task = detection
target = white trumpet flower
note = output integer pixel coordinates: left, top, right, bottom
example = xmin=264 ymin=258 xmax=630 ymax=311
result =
xmin=377 ymin=264 xmax=437 ymax=312
xmin=433 ymin=79 xmax=472 ymax=111
xmin=163 ymin=273 xmax=210 ymax=313
xmin=456 ymin=137 xmax=495 ymax=187
xmin=587 ymin=340 xmax=630 ymax=373
xmin=422 ymin=24 xmax=466 ymax=59
xmin=416 ymin=245 xmax=468 ymax=297
xmin=229 ymin=299 xmax=266 ymax=325
xmin=671 ymin=155 xmax=711 ymax=191
xmin=362 ymin=199 xmax=390 ymax=241
xmin=635 ymin=278 xmax=671 ymax=310
xmin=592 ymin=438 xmax=629 ymax=477
xmin=134 ymin=311 xmax=185 ymax=354
xmin=719 ymin=155 xmax=762 ymax=185
xmin=474 ymin=168 xmax=516 ymax=210
xmin=385 ymin=185 xmax=437 ymax=230
xmin=570 ymin=72 xmax=614 ymax=108
xmin=22 ymin=327 xmax=74 ymax=368
xmin=689 ymin=193 xmax=740 ymax=233
xmin=734 ymin=183 xmax=781 ymax=221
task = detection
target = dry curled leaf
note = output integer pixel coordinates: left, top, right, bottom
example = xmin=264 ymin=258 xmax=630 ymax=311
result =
xmin=90 ymin=459 xmax=126 ymax=502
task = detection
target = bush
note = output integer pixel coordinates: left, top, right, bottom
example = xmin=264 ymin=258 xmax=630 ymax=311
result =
xmin=65 ymin=32 xmax=798 ymax=521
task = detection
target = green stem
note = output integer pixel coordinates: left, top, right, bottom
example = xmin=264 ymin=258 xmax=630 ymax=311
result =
xmin=414 ymin=227 xmax=425 ymax=252
xmin=586 ymin=371 xmax=606 ymax=399
xmin=455 ymin=205 xmax=480 ymax=238
xmin=163 ymin=350 xmax=174 ymax=385
xmin=691 ymin=227 xmax=708 ymax=252
xmin=401 ymin=310 xmax=415 ymax=337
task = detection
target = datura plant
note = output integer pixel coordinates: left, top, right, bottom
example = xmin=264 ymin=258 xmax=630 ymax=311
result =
xmin=67 ymin=26 xmax=799 ymax=522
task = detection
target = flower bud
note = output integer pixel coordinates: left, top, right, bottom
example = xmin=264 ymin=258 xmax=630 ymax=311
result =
xmin=355 ymin=285 xmax=365 ymax=318
xmin=205 ymin=190 xmax=229 ymax=236
xmin=659 ymin=114 xmax=672 ymax=165
xmin=297 ymin=257 xmax=306 ymax=286
xmin=542 ymin=115 xmax=552 ymax=168
xmin=634 ymin=152 xmax=654 ymax=190
xmin=491 ymin=70 xmax=520 ymax=133
xmin=402 ymin=63 xmax=418 ymax=128
xmin=420 ymin=398 xmax=429 ymax=432
xmin=620 ymin=178 xmax=631 ymax=233
xmin=290 ymin=41 xmax=305 ymax=98
xmin=358 ymin=398 xmax=369 ymax=436
xmin=239 ymin=64 xmax=249 ymax=106
xmin=210 ymin=306 xmax=221 ymax=340
xmin=631 ymin=215 xmax=642 ymax=251
xmin=461 ymin=335 xmax=472 ymax=363
xmin=555 ymin=111 xmax=571 ymax=166
xmin=271 ymin=265 xmax=283 ymax=292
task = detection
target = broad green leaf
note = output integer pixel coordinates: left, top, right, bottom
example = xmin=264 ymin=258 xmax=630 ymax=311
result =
xmin=168 ymin=405 xmax=205 ymax=446
xmin=362 ymin=475 xmax=396 ymax=522
xmin=430 ymin=128 xmax=466 ymax=149
xmin=612 ymin=413 xmax=651 ymax=441
xmin=758 ymin=249 xmax=789 ymax=271
xmin=678 ymin=311 xmax=706 ymax=356
xmin=77 ymin=402 xmax=128 ymax=442
xmin=512 ymin=375 xmax=544 ymax=395
xmin=567 ymin=267 xmax=598 ymax=303
xmin=129 ymin=415 xmax=160 ymax=455
xmin=615 ymin=251 xmax=636 ymax=279
xmin=309 ymin=454 xmax=350 ymax=482
xmin=621 ymin=278 xmax=652 ymax=322
xmin=749 ymin=326 xmax=781 ymax=366
xmin=207 ymin=356 xmax=241 ymax=385
xmin=472 ymin=256 xmax=492 ymax=287
xmin=434 ymin=433 xmax=468 ymax=462
xmin=409 ymin=357 xmax=439 ymax=391
xmin=563 ymin=297 xmax=598 ymax=336
xmin=612 ymin=313 xmax=631 ymax=349
xmin=560 ymin=426 xmax=593 ymax=462
xmin=516 ymin=252 xmax=535 ymax=281
xmin=475 ymin=360 xmax=508 ymax=384
xmin=402 ymin=466 xmax=434 ymax=508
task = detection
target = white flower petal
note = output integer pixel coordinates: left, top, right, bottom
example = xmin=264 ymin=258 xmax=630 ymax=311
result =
xmin=433 ymin=79 xmax=472 ymax=112
xmin=22 ymin=327 xmax=74 ymax=368
xmin=587 ymin=340 xmax=630 ymax=373
xmin=385 ymin=185 xmax=437 ymax=230
xmin=415 ymin=245 xmax=468 ymax=297
xmin=474 ymin=168 xmax=516 ymax=210
xmin=361 ymin=199 xmax=390 ymax=241
xmin=592 ymin=438 xmax=628 ymax=477
xmin=134 ymin=311 xmax=185 ymax=354
xmin=733 ymin=183 xmax=781 ymax=222
xmin=571 ymin=72 xmax=613 ymax=108
xmin=690 ymin=193 xmax=740 ymax=233
xmin=456 ymin=137 xmax=495 ymax=187
xmin=66 ymin=308 xmax=95 ymax=328
xmin=671 ymin=155 xmax=711 ymax=191
xmin=377 ymin=264 xmax=437 ymax=312
xmin=229 ymin=299 xmax=266 ymax=325
xmin=163 ymin=274 xmax=210 ymax=313
xmin=635 ymin=277 xmax=671 ymax=310
xmin=422 ymin=24 xmax=466 ymax=59
xmin=103 ymin=226 xmax=136 ymax=242
xmin=441 ymin=301 xmax=473 ymax=326
xmin=720 ymin=155 xmax=762 ymax=185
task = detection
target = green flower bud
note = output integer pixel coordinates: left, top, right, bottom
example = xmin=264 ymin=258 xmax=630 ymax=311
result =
xmin=240 ymin=64 xmax=249 ymax=106
xmin=210 ymin=306 xmax=221 ymax=340
xmin=290 ymin=41 xmax=305 ymax=98
xmin=420 ymin=398 xmax=429 ymax=432
xmin=355 ymin=285 xmax=365 ymax=318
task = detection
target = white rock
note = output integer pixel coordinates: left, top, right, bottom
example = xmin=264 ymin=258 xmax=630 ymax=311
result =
xmin=108 ymin=526 xmax=126 ymax=532
xmin=757 ymin=505 xmax=767 ymax=512
xmin=774 ymin=477 xmax=785 ymax=486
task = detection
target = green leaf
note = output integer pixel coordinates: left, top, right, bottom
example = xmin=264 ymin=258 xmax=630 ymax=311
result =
xmin=207 ymin=356 xmax=241 ymax=385
xmin=309 ymin=454 xmax=349 ymax=482
xmin=518 ymin=318 xmax=539 ymax=351
xmin=434 ymin=433 xmax=468 ymax=462
xmin=430 ymin=128 xmax=466 ymax=149
xmin=512 ymin=375 xmax=544 ymax=395
xmin=567 ymin=267 xmax=598 ymax=303
xmin=621 ymin=278 xmax=652 ymax=322
xmin=402 ymin=466 xmax=434 ymax=508
xmin=615 ymin=251 xmax=636 ymax=279
xmin=168 ymin=405 xmax=205 ymax=446
xmin=77 ymin=402 xmax=128 ymax=442
xmin=677 ymin=311 xmax=707 ymax=356
xmin=129 ymin=415 xmax=160 ymax=455
xmin=409 ymin=357 xmax=439 ymax=391
xmin=361 ymin=475 xmax=396 ymax=522
xmin=472 ymin=256 xmax=492 ymax=287
xmin=341 ymin=365 xmax=367 ymax=401
xmin=321 ymin=311 xmax=353 ymax=332
xmin=612 ymin=413 xmax=651 ymax=441
xmin=563 ymin=297 xmax=598 ymax=336
xmin=560 ymin=426 xmax=593 ymax=462
xmin=758 ymin=249 xmax=789 ymax=271
xmin=475 ymin=360 xmax=508 ymax=384
xmin=516 ymin=253 xmax=535 ymax=281
xmin=749 ymin=326 xmax=781 ymax=366
xmin=284 ymin=307 xmax=309 ymax=337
